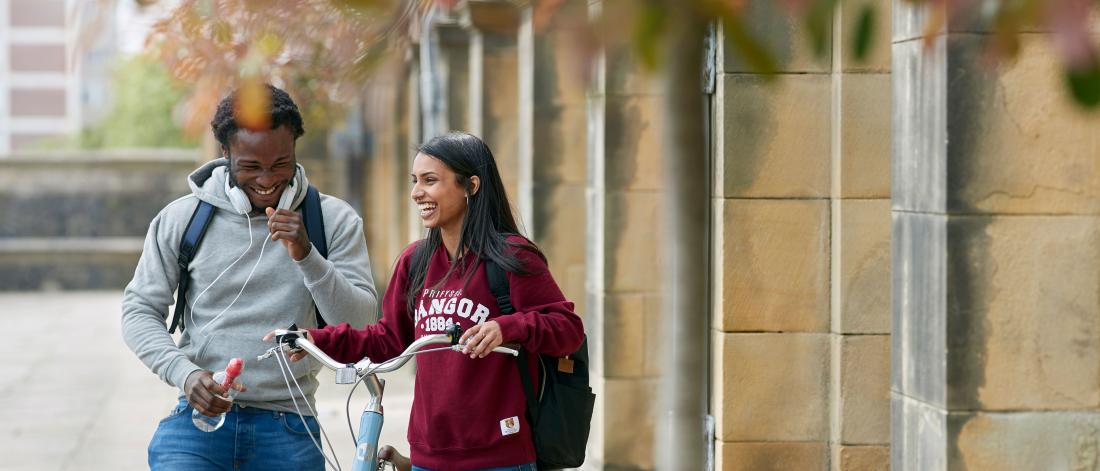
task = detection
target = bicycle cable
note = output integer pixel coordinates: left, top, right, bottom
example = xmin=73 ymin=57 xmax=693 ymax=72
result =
xmin=343 ymin=345 xmax=457 ymax=445
xmin=274 ymin=348 xmax=343 ymax=471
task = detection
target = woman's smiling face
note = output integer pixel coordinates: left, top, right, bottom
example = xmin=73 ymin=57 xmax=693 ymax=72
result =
xmin=410 ymin=152 xmax=469 ymax=234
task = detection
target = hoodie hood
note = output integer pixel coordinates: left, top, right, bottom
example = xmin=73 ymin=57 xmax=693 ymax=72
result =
xmin=187 ymin=158 xmax=309 ymax=213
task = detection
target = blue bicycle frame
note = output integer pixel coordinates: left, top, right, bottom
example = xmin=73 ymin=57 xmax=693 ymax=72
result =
xmin=263 ymin=328 xmax=518 ymax=471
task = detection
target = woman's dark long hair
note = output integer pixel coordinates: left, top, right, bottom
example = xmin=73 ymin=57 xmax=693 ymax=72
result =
xmin=405 ymin=132 xmax=545 ymax=315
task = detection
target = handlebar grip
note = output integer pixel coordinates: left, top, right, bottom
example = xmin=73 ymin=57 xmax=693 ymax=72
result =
xmin=493 ymin=345 xmax=520 ymax=357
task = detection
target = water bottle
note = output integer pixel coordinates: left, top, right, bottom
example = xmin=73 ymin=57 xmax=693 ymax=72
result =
xmin=192 ymin=358 xmax=244 ymax=432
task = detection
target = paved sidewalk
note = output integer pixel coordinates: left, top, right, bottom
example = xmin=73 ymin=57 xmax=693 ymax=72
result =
xmin=0 ymin=291 xmax=413 ymax=471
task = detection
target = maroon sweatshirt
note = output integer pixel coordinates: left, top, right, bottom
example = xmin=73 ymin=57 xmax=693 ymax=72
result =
xmin=309 ymin=237 xmax=584 ymax=470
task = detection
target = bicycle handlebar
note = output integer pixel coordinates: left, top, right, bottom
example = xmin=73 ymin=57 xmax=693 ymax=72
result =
xmin=260 ymin=328 xmax=520 ymax=378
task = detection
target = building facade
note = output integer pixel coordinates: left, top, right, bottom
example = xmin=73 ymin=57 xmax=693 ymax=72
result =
xmin=353 ymin=0 xmax=1100 ymax=468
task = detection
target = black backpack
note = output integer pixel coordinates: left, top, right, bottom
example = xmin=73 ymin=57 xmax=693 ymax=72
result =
xmin=484 ymin=259 xmax=595 ymax=470
xmin=168 ymin=185 xmax=329 ymax=334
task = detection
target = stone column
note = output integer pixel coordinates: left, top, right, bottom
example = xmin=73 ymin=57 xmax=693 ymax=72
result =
xmin=586 ymin=1 xmax=665 ymax=468
xmin=359 ymin=53 xmax=417 ymax=283
xmin=462 ymin=0 xmax=526 ymax=223
xmin=405 ymin=47 xmax=423 ymax=243
xmin=529 ymin=0 xmax=588 ymax=313
xmin=436 ymin=19 xmax=470 ymax=133
xmin=712 ymin=2 xmax=833 ymax=468
xmin=830 ymin=0 xmax=893 ymax=469
xmin=892 ymin=2 xmax=1100 ymax=469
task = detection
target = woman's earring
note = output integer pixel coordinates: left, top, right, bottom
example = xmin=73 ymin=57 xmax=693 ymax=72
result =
xmin=465 ymin=194 xmax=470 ymax=208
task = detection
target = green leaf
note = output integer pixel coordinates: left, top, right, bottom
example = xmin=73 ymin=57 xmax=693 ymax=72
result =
xmin=633 ymin=2 xmax=666 ymax=70
xmin=852 ymin=5 xmax=875 ymax=61
xmin=1066 ymin=64 xmax=1100 ymax=108
xmin=722 ymin=16 xmax=778 ymax=76
xmin=805 ymin=0 xmax=837 ymax=58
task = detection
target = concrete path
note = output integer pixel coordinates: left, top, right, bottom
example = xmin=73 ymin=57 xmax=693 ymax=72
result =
xmin=0 ymin=291 xmax=413 ymax=471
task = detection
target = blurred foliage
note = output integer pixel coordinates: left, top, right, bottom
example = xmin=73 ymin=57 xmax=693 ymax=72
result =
xmin=34 ymin=54 xmax=196 ymax=150
xmin=85 ymin=55 xmax=198 ymax=148
xmin=623 ymin=0 xmax=1100 ymax=108
xmin=144 ymin=0 xmax=427 ymax=138
xmin=127 ymin=0 xmax=1100 ymax=129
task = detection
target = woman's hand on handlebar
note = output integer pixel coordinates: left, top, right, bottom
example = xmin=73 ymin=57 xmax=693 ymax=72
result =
xmin=261 ymin=329 xmax=312 ymax=362
xmin=459 ymin=320 xmax=504 ymax=359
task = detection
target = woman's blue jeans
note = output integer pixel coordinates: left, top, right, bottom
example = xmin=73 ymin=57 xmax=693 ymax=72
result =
xmin=148 ymin=399 xmax=324 ymax=470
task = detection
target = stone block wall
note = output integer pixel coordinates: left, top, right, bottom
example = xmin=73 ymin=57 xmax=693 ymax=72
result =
xmin=831 ymin=0 xmax=893 ymax=470
xmin=892 ymin=2 xmax=1100 ymax=469
xmin=585 ymin=3 xmax=666 ymax=467
xmin=0 ymin=150 xmax=197 ymax=290
xmin=713 ymin=1 xmax=892 ymax=469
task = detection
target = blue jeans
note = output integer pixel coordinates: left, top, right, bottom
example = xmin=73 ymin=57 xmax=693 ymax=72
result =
xmin=148 ymin=399 xmax=324 ymax=470
xmin=412 ymin=464 xmax=537 ymax=471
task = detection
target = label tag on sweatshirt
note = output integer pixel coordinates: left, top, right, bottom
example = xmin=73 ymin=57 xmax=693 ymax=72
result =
xmin=500 ymin=416 xmax=520 ymax=436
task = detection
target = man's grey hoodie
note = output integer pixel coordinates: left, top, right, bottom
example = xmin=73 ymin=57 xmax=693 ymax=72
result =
xmin=122 ymin=158 xmax=378 ymax=413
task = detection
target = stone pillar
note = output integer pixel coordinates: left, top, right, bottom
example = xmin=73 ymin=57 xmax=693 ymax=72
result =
xmin=405 ymin=47 xmax=423 ymax=244
xmin=712 ymin=2 xmax=833 ymax=468
xmin=436 ymin=20 xmax=470 ymax=133
xmin=529 ymin=0 xmax=588 ymax=313
xmin=830 ymin=0 xmax=893 ymax=469
xmin=463 ymin=0 xmax=526 ymax=226
xmin=586 ymin=1 xmax=665 ymax=468
xmin=892 ymin=2 xmax=1100 ymax=469
xmin=359 ymin=53 xmax=417 ymax=286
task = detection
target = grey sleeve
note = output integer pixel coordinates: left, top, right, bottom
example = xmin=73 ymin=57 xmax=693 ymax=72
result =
xmin=294 ymin=203 xmax=379 ymax=326
xmin=120 ymin=213 xmax=202 ymax=391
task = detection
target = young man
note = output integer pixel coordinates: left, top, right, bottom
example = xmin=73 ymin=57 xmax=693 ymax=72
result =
xmin=121 ymin=84 xmax=378 ymax=469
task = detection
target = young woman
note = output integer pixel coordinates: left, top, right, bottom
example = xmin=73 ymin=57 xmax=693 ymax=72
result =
xmin=282 ymin=132 xmax=584 ymax=471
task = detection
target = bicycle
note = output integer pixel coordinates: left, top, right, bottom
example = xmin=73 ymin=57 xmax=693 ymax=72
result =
xmin=258 ymin=324 xmax=519 ymax=471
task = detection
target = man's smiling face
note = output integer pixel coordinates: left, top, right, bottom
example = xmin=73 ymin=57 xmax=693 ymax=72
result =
xmin=226 ymin=125 xmax=297 ymax=212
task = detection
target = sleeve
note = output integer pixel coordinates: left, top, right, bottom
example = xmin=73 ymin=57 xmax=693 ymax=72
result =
xmin=294 ymin=199 xmax=379 ymax=327
xmin=120 ymin=211 xmax=202 ymax=392
xmin=493 ymin=246 xmax=585 ymax=357
xmin=308 ymin=244 xmax=418 ymax=364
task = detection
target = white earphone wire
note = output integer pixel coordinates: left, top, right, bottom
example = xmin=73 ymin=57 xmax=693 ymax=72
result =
xmin=189 ymin=213 xmax=255 ymax=332
xmin=199 ymin=216 xmax=271 ymax=335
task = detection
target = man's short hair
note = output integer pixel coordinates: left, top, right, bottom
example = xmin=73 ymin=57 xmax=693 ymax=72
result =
xmin=211 ymin=84 xmax=305 ymax=147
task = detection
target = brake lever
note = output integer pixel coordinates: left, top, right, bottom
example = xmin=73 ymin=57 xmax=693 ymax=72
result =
xmin=273 ymin=323 xmax=305 ymax=351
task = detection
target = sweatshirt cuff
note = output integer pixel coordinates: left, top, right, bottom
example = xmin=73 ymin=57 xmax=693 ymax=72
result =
xmin=308 ymin=327 xmax=331 ymax=350
xmin=294 ymin=243 xmax=332 ymax=285
xmin=495 ymin=315 xmax=528 ymax=344
xmin=167 ymin=358 xmax=203 ymax=393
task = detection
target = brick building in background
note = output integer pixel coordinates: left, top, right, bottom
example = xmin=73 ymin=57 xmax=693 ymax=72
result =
xmin=0 ymin=0 xmax=146 ymax=153
xmin=0 ymin=0 xmax=81 ymax=152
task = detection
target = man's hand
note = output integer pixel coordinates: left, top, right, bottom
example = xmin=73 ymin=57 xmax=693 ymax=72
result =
xmin=266 ymin=207 xmax=312 ymax=261
xmin=262 ymin=330 xmax=312 ymax=362
xmin=459 ymin=321 xmax=504 ymax=359
xmin=184 ymin=370 xmax=245 ymax=417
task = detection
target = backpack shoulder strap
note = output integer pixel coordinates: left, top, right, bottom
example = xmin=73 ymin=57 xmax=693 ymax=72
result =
xmin=300 ymin=184 xmax=329 ymax=328
xmin=301 ymin=184 xmax=328 ymax=258
xmin=486 ymin=259 xmax=542 ymax=423
xmin=484 ymin=259 xmax=513 ymax=314
xmin=171 ymin=200 xmax=216 ymax=334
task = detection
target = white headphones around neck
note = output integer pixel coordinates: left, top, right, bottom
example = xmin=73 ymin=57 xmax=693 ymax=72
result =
xmin=224 ymin=170 xmax=297 ymax=215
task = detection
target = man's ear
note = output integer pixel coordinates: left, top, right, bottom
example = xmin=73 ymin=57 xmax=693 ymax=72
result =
xmin=468 ymin=175 xmax=481 ymax=196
